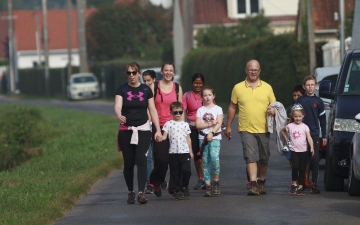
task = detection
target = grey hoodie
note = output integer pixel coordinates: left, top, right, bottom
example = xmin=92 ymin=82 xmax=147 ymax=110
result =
xmin=267 ymin=101 xmax=288 ymax=155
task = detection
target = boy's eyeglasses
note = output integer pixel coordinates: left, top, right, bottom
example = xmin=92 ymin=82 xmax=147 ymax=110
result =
xmin=172 ymin=110 xmax=183 ymax=115
xmin=126 ymin=71 xmax=137 ymax=76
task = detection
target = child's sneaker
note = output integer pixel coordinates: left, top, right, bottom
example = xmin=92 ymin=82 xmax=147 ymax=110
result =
xmin=175 ymin=191 xmax=184 ymax=200
xmin=310 ymin=183 xmax=321 ymax=194
xmin=160 ymin=180 xmax=168 ymax=190
xmin=212 ymin=181 xmax=220 ymax=196
xmin=305 ymin=179 xmax=311 ymax=188
xmin=204 ymin=184 xmax=212 ymax=197
xmin=137 ymin=192 xmax=148 ymax=204
xmin=154 ymin=184 xmax=162 ymax=197
xmin=289 ymin=184 xmax=298 ymax=195
xmin=127 ymin=191 xmax=136 ymax=204
xmin=194 ymin=179 xmax=205 ymax=190
xmin=297 ymin=187 xmax=305 ymax=196
xmin=183 ymin=187 xmax=190 ymax=200
xmin=145 ymin=184 xmax=154 ymax=194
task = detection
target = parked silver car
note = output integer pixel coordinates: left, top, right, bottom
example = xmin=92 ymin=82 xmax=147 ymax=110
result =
xmin=348 ymin=113 xmax=360 ymax=196
xmin=67 ymin=73 xmax=100 ymax=100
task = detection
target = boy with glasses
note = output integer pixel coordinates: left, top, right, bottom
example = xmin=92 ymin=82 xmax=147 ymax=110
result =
xmin=162 ymin=101 xmax=193 ymax=200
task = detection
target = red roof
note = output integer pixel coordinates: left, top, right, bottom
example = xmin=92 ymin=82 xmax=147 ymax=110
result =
xmin=193 ymin=0 xmax=238 ymax=25
xmin=0 ymin=8 xmax=96 ymax=59
xmin=313 ymin=0 xmax=354 ymax=31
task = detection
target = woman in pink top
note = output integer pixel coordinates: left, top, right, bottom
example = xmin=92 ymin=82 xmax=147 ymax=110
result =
xmin=183 ymin=73 xmax=206 ymax=190
xmin=146 ymin=61 xmax=183 ymax=197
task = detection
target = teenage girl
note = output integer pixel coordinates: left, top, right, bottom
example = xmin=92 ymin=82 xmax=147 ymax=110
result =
xmin=183 ymin=73 xmax=206 ymax=190
xmin=142 ymin=70 xmax=156 ymax=192
xmin=195 ymin=86 xmax=223 ymax=197
xmin=281 ymin=103 xmax=314 ymax=196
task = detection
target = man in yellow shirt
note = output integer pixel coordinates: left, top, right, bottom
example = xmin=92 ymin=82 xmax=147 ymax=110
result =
xmin=224 ymin=59 xmax=276 ymax=195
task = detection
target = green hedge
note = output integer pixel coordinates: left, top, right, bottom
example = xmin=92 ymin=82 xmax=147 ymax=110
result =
xmin=181 ymin=34 xmax=315 ymax=107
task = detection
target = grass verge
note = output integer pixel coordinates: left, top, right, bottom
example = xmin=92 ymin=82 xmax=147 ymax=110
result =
xmin=0 ymin=104 xmax=123 ymax=225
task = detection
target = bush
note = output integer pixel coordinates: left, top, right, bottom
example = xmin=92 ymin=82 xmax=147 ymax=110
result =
xmin=0 ymin=107 xmax=46 ymax=170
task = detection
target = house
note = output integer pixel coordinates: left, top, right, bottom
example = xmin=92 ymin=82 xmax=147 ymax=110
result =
xmin=0 ymin=8 xmax=96 ymax=69
xmin=173 ymin=0 xmax=299 ymax=75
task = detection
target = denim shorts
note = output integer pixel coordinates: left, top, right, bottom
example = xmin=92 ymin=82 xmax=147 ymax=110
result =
xmin=240 ymin=131 xmax=270 ymax=163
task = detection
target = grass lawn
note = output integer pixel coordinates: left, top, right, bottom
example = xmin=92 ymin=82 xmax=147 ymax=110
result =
xmin=0 ymin=104 xmax=123 ymax=225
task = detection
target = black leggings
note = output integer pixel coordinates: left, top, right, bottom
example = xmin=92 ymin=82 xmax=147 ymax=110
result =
xmin=309 ymin=135 xmax=320 ymax=184
xmin=291 ymin=151 xmax=308 ymax=186
xmin=150 ymin=126 xmax=169 ymax=185
xmin=118 ymin=130 xmax=151 ymax=192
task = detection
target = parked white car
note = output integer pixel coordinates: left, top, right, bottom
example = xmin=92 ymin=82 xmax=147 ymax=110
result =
xmin=67 ymin=73 xmax=100 ymax=100
xmin=348 ymin=113 xmax=360 ymax=196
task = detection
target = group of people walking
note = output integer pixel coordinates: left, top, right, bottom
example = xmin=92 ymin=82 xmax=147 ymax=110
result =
xmin=114 ymin=59 xmax=326 ymax=204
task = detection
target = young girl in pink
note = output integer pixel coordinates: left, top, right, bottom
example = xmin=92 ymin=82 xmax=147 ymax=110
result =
xmin=281 ymin=104 xmax=314 ymax=196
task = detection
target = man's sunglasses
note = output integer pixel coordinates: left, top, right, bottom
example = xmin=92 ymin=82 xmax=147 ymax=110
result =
xmin=172 ymin=110 xmax=183 ymax=115
xmin=126 ymin=71 xmax=138 ymax=76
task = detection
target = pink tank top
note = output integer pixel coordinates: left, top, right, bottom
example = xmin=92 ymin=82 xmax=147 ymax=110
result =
xmin=155 ymin=82 xmax=177 ymax=126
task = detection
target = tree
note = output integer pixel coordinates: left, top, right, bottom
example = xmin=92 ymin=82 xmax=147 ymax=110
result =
xmin=86 ymin=3 xmax=171 ymax=61
xmin=195 ymin=13 xmax=273 ymax=48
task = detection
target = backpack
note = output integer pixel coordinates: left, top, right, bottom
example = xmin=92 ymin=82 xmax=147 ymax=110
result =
xmin=153 ymin=81 xmax=179 ymax=102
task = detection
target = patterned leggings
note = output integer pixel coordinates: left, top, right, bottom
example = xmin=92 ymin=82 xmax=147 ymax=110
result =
xmin=200 ymin=139 xmax=221 ymax=183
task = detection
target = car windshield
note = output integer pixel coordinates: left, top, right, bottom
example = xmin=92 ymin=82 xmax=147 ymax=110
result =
xmin=73 ymin=76 xmax=96 ymax=83
xmin=343 ymin=57 xmax=360 ymax=95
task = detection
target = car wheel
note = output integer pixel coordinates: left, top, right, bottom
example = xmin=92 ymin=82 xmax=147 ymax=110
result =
xmin=324 ymin=146 xmax=344 ymax=191
xmin=348 ymin=153 xmax=360 ymax=196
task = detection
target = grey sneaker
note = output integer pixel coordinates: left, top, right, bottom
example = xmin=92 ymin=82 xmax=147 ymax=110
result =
xmin=212 ymin=181 xmax=220 ymax=196
xmin=137 ymin=192 xmax=148 ymax=204
xmin=127 ymin=191 xmax=136 ymax=204
xmin=289 ymin=184 xmax=298 ymax=194
xmin=257 ymin=179 xmax=267 ymax=194
xmin=175 ymin=191 xmax=184 ymax=200
xmin=194 ymin=179 xmax=205 ymax=190
xmin=204 ymin=184 xmax=212 ymax=197
xmin=247 ymin=181 xmax=259 ymax=195
xmin=182 ymin=187 xmax=190 ymax=200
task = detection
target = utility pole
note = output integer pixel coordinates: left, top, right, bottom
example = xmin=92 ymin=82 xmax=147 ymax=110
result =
xmin=67 ymin=0 xmax=72 ymax=80
xmin=182 ymin=0 xmax=194 ymax=55
xmin=7 ymin=0 xmax=15 ymax=93
xmin=42 ymin=0 xmax=50 ymax=96
xmin=307 ymin=0 xmax=316 ymax=74
xmin=76 ymin=0 xmax=89 ymax=73
xmin=35 ymin=6 xmax=41 ymax=67
xmin=339 ymin=0 xmax=345 ymax=61
xmin=297 ymin=0 xmax=306 ymax=42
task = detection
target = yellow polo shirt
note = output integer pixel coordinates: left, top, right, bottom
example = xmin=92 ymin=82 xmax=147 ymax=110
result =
xmin=231 ymin=79 xmax=276 ymax=133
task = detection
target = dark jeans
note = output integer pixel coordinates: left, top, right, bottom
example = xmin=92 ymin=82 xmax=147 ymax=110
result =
xmin=291 ymin=151 xmax=308 ymax=186
xmin=169 ymin=153 xmax=191 ymax=192
xmin=308 ymin=135 xmax=320 ymax=184
xmin=118 ymin=130 xmax=151 ymax=192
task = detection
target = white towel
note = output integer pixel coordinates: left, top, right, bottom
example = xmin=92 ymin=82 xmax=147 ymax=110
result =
xmin=128 ymin=122 xmax=151 ymax=145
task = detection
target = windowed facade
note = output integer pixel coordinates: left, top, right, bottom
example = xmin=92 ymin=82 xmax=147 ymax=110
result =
xmin=227 ymin=0 xmax=260 ymax=19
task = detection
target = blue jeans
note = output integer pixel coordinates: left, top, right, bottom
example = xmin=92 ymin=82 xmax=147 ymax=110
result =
xmin=146 ymin=141 xmax=153 ymax=184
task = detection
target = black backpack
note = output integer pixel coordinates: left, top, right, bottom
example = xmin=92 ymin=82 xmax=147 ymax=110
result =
xmin=153 ymin=81 xmax=179 ymax=102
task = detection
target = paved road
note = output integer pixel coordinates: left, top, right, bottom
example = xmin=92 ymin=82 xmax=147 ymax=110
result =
xmin=1 ymin=96 xmax=359 ymax=225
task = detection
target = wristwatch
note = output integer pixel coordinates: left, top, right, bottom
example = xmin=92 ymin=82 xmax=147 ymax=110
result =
xmin=211 ymin=131 xmax=215 ymax=135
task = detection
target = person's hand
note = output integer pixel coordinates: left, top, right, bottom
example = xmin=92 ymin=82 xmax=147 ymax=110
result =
xmin=189 ymin=152 xmax=194 ymax=159
xmin=310 ymin=148 xmax=314 ymax=156
xmin=118 ymin=115 xmax=126 ymax=124
xmin=267 ymin=107 xmax=275 ymax=116
xmin=224 ymin=127 xmax=232 ymax=140
xmin=211 ymin=120 xmax=218 ymax=126
xmin=322 ymin=138 xmax=327 ymax=147
xmin=154 ymin=131 xmax=162 ymax=142
xmin=206 ymin=133 xmax=213 ymax=142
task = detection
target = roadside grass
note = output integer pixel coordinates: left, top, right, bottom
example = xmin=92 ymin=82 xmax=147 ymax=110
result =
xmin=0 ymin=104 xmax=123 ymax=225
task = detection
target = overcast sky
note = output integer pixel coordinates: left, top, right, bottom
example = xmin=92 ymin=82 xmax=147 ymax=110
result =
xmin=149 ymin=0 xmax=172 ymax=9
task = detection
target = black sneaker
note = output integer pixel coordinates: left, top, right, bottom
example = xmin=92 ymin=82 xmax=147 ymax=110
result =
xmin=204 ymin=184 xmax=212 ymax=197
xmin=183 ymin=187 xmax=190 ymax=200
xmin=175 ymin=191 xmax=184 ymax=200
xmin=194 ymin=179 xmax=205 ymax=190
xmin=154 ymin=184 xmax=162 ymax=197
xmin=310 ymin=183 xmax=321 ymax=194
xmin=145 ymin=184 xmax=154 ymax=194
xmin=297 ymin=187 xmax=305 ymax=196
xmin=160 ymin=180 xmax=168 ymax=190
xmin=137 ymin=192 xmax=148 ymax=204
xmin=289 ymin=184 xmax=297 ymax=195
xmin=212 ymin=181 xmax=220 ymax=196
xmin=127 ymin=191 xmax=136 ymax=204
